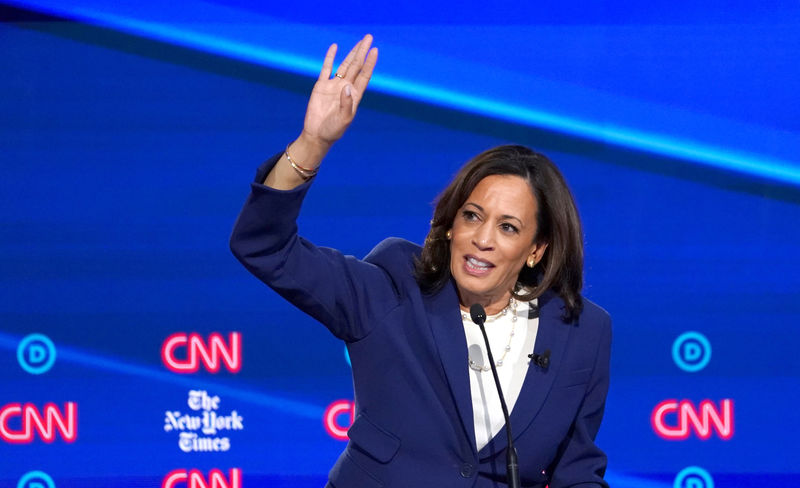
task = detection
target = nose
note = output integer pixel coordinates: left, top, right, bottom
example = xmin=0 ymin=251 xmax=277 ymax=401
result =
xmin=472 ymin=223 xmax=494 ymax=251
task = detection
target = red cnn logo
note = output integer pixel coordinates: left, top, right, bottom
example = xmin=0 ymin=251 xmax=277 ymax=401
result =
xmin=0 ymin=402 xmax=77 ymax=443
xmin=324 ymin=400 xmax=354 ymax=441
xmin=162 ymin=468 xmax=241 ymax=488
xmin=162 ymin=332 xmax=241 ymax=373
xmin=651 ymin=399 xmax=734 ymax=440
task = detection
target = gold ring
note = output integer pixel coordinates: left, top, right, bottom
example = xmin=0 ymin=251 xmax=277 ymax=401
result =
xmin=334 ymin=73 xmax=344 ymax=79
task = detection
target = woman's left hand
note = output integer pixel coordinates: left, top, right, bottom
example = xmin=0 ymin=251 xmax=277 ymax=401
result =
xmin=301 ymin=34 xmax=379 ymax=150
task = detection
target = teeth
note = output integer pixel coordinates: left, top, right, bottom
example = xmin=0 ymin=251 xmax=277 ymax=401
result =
xmin=467 ymin=257 xmax=490 ymax=269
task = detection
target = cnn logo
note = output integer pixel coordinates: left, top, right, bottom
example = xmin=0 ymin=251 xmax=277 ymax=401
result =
xmin=162 ymin=332 xmax=241 ymax=373
xmin=651 ymin=399 xmax=734 ymax=440
xmin=0 ymin=402 xmax=77 ymax=443
xmin=162 ymin=469 xmax=241 ymax=488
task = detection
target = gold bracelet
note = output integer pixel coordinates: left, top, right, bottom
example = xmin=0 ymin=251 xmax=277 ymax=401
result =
xmin=285 ymin=143 xmax=318 ymax=180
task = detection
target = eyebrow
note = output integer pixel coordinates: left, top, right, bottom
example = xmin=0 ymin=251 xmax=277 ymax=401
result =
xmin=464 ymin=202 xmax=525 ymax=227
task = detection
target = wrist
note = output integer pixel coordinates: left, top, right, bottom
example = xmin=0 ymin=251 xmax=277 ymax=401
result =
xmin=285 ymin=143 xmax=318 ymax=180
xmin=295 ymin=131 xmax=332 ymax=164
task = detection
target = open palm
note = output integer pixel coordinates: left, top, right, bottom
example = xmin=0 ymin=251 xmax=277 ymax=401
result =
xmin=302 ymin=35 xmax=379 ymax=147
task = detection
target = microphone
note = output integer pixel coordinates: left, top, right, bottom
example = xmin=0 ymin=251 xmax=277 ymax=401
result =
xmin=470 ymin=304 xmax=486 ymax=324
xmin=528 ymin=349 xmax=551 ymax=369
xmin=470 ymin=304 xmax=521 ymax=488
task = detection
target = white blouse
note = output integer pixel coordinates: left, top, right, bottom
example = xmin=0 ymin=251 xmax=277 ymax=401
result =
xmin=461 ymin=298 xmax=539 ymax=451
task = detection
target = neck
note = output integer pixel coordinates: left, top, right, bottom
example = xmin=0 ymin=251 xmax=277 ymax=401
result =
xmin=458 ymin=291 xmax=513 ymax=316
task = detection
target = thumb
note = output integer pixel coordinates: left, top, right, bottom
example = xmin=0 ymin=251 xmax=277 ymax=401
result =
xmin=339 ymin=84 xmax=355 ymax=116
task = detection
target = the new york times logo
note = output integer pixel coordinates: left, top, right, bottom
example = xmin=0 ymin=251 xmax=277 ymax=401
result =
xmin=163 ymin=390 xmax=243 ymax=453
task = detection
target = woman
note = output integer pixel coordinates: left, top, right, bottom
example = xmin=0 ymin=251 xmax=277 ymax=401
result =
xmin=230 ymin=35 xmax=611 ymax=488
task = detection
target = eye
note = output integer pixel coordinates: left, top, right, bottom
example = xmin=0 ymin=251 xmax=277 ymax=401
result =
xmin=462 ymin=210 xmax=479 ymax=221
xmin=500 ymin=222 xmax=519 ymax=234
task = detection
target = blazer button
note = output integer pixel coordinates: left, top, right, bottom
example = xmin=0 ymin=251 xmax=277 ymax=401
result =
xmin=459 ymin=463 xmax=475 ymax=478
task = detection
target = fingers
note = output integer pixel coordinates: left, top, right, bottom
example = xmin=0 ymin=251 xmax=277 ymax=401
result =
xmin=318 ymin=43 xmax=337 ymax=81
xmin=321 ymin=34 xmax=376 ymax=114
xmin=344 ymin=34 xmax=373 ymax=81
xmin=334 ymin=38 xmax=363 ymax=79
xmin=353 ymin=47 xmax=378 ymax=94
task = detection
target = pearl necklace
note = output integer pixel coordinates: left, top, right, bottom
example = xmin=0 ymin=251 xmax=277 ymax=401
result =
xmin=461 ymin=297 xmax=518 ymax=372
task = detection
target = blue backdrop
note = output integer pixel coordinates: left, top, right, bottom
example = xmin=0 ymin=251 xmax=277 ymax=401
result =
xmin=2 ymin=2 xmax=799 ymax=488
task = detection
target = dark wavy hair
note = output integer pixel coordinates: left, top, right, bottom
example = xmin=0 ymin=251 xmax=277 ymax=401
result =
xmin=414 ymin=145 xmax=584 ymax=322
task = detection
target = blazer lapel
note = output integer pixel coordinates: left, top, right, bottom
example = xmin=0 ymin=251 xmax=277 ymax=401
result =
xmin=478 ymin=290 xmax=572 ymax=460
xmin=425 ymin=280 xmax=477 ymax=454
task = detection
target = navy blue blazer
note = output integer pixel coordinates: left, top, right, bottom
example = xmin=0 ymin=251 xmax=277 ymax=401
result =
xmin=230 ymin=155 xmax=611 ymax=488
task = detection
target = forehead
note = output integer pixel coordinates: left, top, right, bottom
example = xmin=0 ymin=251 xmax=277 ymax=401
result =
xmin=465 ymin=174 xmax=537 ymax=219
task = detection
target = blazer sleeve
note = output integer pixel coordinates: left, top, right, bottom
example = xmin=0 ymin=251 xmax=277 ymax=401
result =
xmin=229 ymin=153 xmax=401 ymax=342
xmin=547 ymin=313 xmax=612 ymax=488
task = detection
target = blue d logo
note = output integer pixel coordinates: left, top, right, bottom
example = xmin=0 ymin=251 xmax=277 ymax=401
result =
xmin=17 ymin=471 xmax=56 ymax=488
xmin=674 ymin=466 xmax=714 ymax=488
xmin=17 ymin=334 xmax=57 ymax=375
xmin=672 ymin=331 xmax=711 ymax=373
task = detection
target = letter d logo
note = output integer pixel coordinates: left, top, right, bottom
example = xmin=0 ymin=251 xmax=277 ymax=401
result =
xmin=672 ymin=331 xmax=711 ymax=373
xmin=17 ymin=334 xmax=56 ymax=375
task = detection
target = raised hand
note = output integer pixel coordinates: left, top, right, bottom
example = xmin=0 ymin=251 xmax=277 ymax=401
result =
xmin=302 ymin=34 xmax=379 ymax=148
xmin=263 ymin=35 xmax=377 ymax=190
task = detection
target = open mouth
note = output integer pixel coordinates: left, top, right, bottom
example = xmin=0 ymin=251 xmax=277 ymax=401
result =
xmin=464 ymin=255 xmax=494 ymax=275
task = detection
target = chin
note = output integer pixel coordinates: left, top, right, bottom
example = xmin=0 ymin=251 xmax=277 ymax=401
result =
xmin=453 ymin=276 xmax=499 ymax=301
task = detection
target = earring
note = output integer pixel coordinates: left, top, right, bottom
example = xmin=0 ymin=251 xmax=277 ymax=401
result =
xmin=527 ymin=256 xmax=536 ymax=268
xmin=445 ymin=230 xmax=452 ymax=240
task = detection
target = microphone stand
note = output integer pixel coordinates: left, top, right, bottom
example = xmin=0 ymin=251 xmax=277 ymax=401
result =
xmin=470 ymin=304 xmax=521 ymax=488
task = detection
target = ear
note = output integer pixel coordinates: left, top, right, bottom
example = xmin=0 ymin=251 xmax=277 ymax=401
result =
xmin=527 ymin=242 xmax=548 ymax=268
